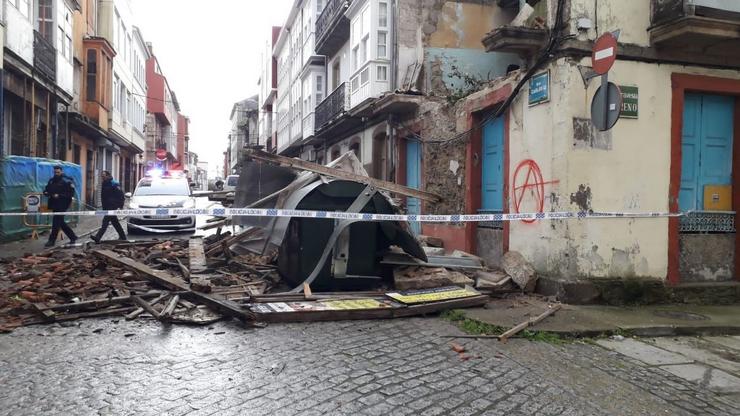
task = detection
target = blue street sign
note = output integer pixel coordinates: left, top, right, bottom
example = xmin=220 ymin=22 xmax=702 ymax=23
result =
xmin=529 ymin=71 xmax=550 ymax=106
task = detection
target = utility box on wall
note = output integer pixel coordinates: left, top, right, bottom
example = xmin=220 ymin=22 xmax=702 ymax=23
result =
xmin=703 ymin=185 xmax=732 ymax=211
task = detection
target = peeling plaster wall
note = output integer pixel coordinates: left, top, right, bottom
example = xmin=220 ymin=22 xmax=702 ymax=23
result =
xmin=570 ymin=0 xmax=651 ymax=46
xmin=399 ymin=0 xmax=520 ymax=95
xmin=507 ymin=58 xmax=740 ymax=281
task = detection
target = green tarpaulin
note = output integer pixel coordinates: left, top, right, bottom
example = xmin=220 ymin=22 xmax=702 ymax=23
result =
xmin=0 ymin=157 xmax=82 ymax=242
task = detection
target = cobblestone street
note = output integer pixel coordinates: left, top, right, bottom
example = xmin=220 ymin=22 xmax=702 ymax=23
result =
xmin=1 ymin=317 xmax=738 ymax=416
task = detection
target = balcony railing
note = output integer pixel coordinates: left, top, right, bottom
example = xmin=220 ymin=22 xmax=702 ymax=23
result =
xmin=33 ymin=31 xmax=56 ymax=81
xmin=315 ymin=83 xmax=350 ymax=131
xmin=315 ymin=0 xmax=353 ymax=56
xmin=650 ymin=0 xmax=740 ymax=48
xmin=652 ymin=0 xmax=740 ymax=25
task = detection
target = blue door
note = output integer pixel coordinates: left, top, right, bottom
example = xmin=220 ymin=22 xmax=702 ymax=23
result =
xmin=680 ymin=94 xmax=734 ymax=211
xmin=406 ymin=140 xmax=421 ymax=234
xmin=482 ymin=116 xmax=505 ymax=212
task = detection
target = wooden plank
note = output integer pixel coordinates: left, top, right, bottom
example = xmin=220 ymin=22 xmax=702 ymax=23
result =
xmin=160 ymin=295 xmax=180 ymax=319
xmin=498 ymin=304 xmax=562 ymax=343
xmin=92 ymin=249 xmax=256 ymax=322
xmin=38 ymin=292 xmax=164 ymax=313
xmin=32 ymin=303 xmax=56 ymax=322
xmin=391 ymin=295 xmax=490 ymax=318
xmin=247 ymin=149 xmax=442 ymax=202
xmin=205 ymin=228 xmax=260 ymax=257
xmin=188 ymin=237 xmax=208 ymax=273
xmin=125 ymin=292 xmax=170 ymax=320
xmin=131 ymin=295 xmax=165 ymax=320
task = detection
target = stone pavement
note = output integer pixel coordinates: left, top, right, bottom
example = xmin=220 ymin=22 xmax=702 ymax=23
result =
xmin=597 ymin=336 xmax=740 ymax=397
xmin=465 ymin=296 xmax=740 ymax=337
xmin=1 ymin=317 xmax=739 ymax=415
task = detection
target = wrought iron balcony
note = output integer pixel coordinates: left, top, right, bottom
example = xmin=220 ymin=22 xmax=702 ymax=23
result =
xmin=650 ymin=0 xmax=740 ymax=49
xmin=315 ymin=83 xmax=349 ymax=131
xmin=315 ymin=0 xmax=352 ymax=57
xmin=33 ymin=31 xmax=56 ymax=81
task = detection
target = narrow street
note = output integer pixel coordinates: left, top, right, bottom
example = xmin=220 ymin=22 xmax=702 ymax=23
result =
xmin=1 ymin=317 xmax=739 ymax=416
xmin=2 ymin=0 xmax=740 ymax=415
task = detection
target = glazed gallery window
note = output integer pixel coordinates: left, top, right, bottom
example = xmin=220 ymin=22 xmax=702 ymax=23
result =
xmin=377 ymin=31 xmax=387 ymax=58
xmin=86 ymin=50 xmax=97 ymax=101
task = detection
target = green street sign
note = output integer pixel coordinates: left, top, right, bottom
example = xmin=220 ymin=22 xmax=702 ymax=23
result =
xmin=620 ymin=86 xmax=638 ymax=119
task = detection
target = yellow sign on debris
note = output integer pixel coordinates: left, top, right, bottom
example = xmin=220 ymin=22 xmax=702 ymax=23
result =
xmin=386 ymin=286 xmax=480 ymax=305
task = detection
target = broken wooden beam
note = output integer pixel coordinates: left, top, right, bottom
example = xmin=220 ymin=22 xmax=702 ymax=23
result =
xmin=92 ymin=249 xmax=256 ymax=322
xmin=246 ymin=149 xmax=442 ymax=202
xmin=188 ymin=237 xmax=208 ymax=274
xmin=37 ymin=292 xmax=164 ymax=313
xmin=160 ymin=295 xmax=180 ymax=319
xmin=498 ymin=303 xmax=562 ymax=343
xmin=131 ymin=295 xmax=165 ymax=320
xmin=125 ymin=292 xmax=171 ymax=320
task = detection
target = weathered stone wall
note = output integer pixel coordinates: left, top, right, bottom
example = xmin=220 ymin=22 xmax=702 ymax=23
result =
xmin=407 ymin=98 xmax=466 ymax=216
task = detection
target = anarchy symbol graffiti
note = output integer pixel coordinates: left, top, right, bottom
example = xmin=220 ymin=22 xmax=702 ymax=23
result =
xmin=512 ymin=159 xmax=559 ymax=224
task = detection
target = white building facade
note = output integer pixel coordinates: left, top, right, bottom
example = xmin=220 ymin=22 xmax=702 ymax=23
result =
xmin=273 ymin=0 xmax=325 ymax=156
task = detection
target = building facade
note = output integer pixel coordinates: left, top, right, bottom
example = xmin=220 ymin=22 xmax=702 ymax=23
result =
xmin=2 ymin=0 xmax=77 ymax=163
xmin=144 ymin=42 xmax=178 ymax=170
xmin=260 ymin=0 xmax=740 ymax=287
xmin=96 ymin=0 xmax=146 ymax=191
xmin=258 ymin=26 xmax=281 ymax=153
xmin=273 ymin=0 xmax=325 ymax=156
xmin=227 ymin=96 xmax=258 ymax=174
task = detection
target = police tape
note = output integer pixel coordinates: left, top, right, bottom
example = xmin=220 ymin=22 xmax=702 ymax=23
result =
xmin=0 ymin=208 xmax=685 ymax=222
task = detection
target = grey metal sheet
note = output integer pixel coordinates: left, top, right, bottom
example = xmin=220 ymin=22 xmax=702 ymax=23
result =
xmin=381 ymin=252 xmax=484 ymax=269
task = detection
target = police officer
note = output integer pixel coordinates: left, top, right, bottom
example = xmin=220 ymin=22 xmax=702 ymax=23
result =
xmin=91 ymin=170 xmax=127 ymax=243
xmin=43 ymin=165 xmax=78 ymax=247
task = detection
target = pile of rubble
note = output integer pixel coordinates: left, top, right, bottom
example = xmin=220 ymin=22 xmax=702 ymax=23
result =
xmin=0 ymin=150 xmax=542 ymax=332
xmin=0 ymin=233 xmax=278 ymax=333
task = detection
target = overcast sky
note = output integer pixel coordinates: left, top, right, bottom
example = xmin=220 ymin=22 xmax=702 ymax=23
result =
xmin=131 ymin=0 xmax=294 ymax=176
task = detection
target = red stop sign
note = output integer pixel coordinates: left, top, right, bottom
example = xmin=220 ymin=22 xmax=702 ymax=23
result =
xmin=156 ymin=149 xmax=167 ymax=161
xmin=592 ymin=33 xmax=618 ymax=75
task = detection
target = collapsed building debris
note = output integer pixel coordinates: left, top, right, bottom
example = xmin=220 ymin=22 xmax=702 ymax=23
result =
xmin=0 ymin=151 xmax=536 ymax=331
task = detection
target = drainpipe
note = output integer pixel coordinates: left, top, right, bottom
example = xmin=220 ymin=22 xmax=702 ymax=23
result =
xmin=0 ymin=0 xmax=4 ymax=155
xmin=52 ymin=97 xmax=59 ymax=160
xmin=390 ymin=0 xmax=398 ymax=91
xmin=0 ymin=68 xmax=4 ymax=157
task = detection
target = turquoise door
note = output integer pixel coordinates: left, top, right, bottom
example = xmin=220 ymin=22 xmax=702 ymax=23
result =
xmin=482 ymin=116 xmax=505 ymax=212
xmin=680 ymin=94 xmax=735 ymax=211
xmin=406 ymin=140 xmax=421 ymax=234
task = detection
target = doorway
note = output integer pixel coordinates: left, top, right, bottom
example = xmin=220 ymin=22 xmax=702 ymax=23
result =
xmin=406 ymin=139 xmax=421 ymax=235
xmin=678 ymin=93 xmax=735 ymax=282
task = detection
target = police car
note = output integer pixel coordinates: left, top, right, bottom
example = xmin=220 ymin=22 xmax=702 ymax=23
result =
xmin=125 ymin=170 xmax=197 ymax=234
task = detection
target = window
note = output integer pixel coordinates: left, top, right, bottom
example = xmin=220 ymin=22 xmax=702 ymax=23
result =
xmin=379 ymin=2 xmax=388 ymax=27
xmin=37 ymin=0 xmax=53 ymax=41
xmin=361 ymin=68 xmax=369 ymax=85
xmin=113 ymin=75 xmax=120 ymax=111
xmin=13 ymin=0 xmax=30 ymax=18
xmin=361 ymin=37 xmax=368 ymax=63
xmin=352 ymin=47 xmax=358 ymax=71
xmin=377 ymin=32 xmax=387 ymax=58
xmin=317 ymin=0 xmax=324 ymax=14
xmin=351 ymin=77 xmax=359 ymax=92
xmin=316 ymin=75 xmax=324 ymax=103
xmin=377 ymin=65 xmax=388 ymax=81
xmin=86 ymin=50 xmax=97 ymax=101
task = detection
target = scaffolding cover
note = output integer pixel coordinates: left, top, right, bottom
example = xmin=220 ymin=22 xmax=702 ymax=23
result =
xmin=0 ymin=157 xmax=82 ymax=242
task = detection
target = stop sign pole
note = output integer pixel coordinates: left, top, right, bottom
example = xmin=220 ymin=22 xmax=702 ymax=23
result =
xmin=590 ymin=31 xmax=622 ymax=131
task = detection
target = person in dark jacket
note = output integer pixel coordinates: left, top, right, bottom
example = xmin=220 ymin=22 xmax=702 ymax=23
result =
xmin=44 ymin=165 xmax=78 ymax=247
xmin=91 ymin=170 xmax=127 ymax=243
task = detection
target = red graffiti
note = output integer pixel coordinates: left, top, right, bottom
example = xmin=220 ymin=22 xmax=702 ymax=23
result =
xmin=512 ymin=159 xmax=559 ymax=223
